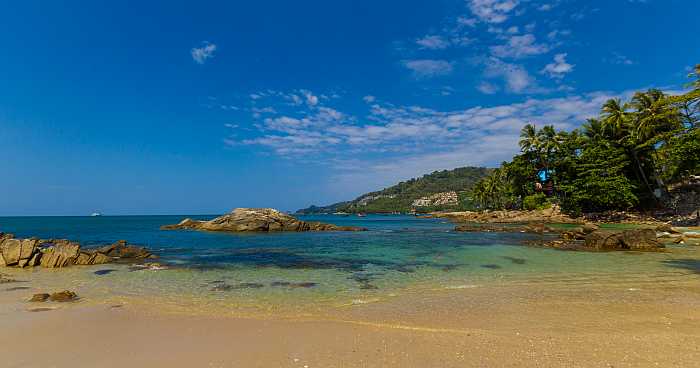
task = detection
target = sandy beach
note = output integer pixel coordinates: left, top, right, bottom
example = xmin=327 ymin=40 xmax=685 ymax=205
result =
xmin=2 ymin=274 xmax=699 ymax=368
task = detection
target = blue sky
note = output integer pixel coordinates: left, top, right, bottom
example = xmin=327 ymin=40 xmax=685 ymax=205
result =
xmin=1 ymin=0 xmax=698 ymax=215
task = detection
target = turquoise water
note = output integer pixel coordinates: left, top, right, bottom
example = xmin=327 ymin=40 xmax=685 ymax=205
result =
xmin=1 ymin=215 xmax=698 ymax=314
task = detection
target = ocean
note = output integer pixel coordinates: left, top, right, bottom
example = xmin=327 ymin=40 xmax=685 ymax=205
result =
xmin=1 ymin=214 xmax=697 ymax=316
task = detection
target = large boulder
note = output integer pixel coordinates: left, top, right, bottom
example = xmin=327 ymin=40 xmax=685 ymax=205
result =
xmin=0 ymin=238 xmax=40 ymax=267
xmin=74 ymin=251 xmax=112 ymax=265
xmin=39 ymin=241 xmax=81 ymax=268
xmin=584 ymin=229 xmax=663 ymax=251
xmin=161 ymin=208 xmax=367 ymax=233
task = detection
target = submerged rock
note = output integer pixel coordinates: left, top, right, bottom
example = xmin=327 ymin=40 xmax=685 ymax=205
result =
xmin=49 ymin=290 xmax=78 ymax=302
xmin=161 ymin=208 xmax=367 ymax=233
xmin=29 ymin=293 xmax=50 ymax=302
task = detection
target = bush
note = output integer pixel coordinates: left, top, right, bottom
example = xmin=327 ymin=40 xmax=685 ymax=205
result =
xmin=522 ymin=193 xmax=549 ymax=210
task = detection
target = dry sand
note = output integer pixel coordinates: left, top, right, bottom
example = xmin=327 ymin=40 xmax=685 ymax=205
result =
xmin=2 ymin=278 xmax=699 ymax=368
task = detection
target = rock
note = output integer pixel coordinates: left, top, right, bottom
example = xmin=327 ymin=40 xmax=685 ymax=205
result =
xmin=29 ymin=293 xmax=50 ymax=302
xmin=39 ymin=241 xmax=81 ymax=268
xmin=582 ymin=223 xmax=600 ymax=234
xmin=49 ymin=290 xmax=78 ymax=302
xmin=74 ymin=251 xmax=112 ymax=266
xmin=0 ymin=238 xmax=40 ymax=267
xmin=655 ymin=224 xmax=681 ymax=234
xmin=584 ymin=229 xmax=663 ymax=251
xmin=161 ymin=208 xmax=367 ymax=233
xmin=95 ymin=240 xmax=154 ymax=260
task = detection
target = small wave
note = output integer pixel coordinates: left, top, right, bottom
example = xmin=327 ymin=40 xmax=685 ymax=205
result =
xmin=444 ymin=284 xmax=478 ymax=290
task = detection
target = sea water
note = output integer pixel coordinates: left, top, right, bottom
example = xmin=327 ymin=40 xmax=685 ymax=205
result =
xmin=1 ymin=215 xmax=698 ymax=316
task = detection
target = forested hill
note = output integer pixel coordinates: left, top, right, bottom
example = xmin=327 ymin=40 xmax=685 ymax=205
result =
xmin=296 ymin=167 xmax=492 ymax=214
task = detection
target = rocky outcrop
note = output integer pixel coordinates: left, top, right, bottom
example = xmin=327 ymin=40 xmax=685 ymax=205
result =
xmin=436 ymin=206 xmax=579 ymax=224
xmin=39 ymin=240 xmax=80 ymax=268
xmin=1 ymin=234 xmax=155 ymax=269
xmin=161 ymin=208 xmax=367 ymax=233
xmin=584 ymin=229 xmax=663 ymax=251
xmin=0 ymin=236 xmax=40 ymax=267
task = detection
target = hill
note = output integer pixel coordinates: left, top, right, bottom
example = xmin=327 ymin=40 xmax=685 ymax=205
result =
xmin=296 ymin=166 xmax=491 ymax=214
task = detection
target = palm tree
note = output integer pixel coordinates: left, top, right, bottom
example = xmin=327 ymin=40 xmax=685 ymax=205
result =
xmin=601 ymin=98 xmax=628 ymax=139
xmin=518 ymin=124 xmax=540 ymax=154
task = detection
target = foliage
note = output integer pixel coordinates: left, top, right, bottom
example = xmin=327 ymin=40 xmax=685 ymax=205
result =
xmin=471 ymin=66 xmax=700 ymax=214
xmin=522 ymin=193 xmax=549 ymax=211
xmin=296 ymin=167 xmax=491 ymax=214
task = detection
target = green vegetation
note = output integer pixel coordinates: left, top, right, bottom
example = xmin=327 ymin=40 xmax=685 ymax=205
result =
xmin=296 ymin=167 xmax=491 ymax=214
xmin=472 ymin=64 xmax=700 ymax=214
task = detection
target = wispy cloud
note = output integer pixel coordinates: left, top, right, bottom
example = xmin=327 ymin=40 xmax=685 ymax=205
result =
xmin=467 ymin=0 xmax=520 ymax=24
xmin=402 ymin=59 xmax=454 ymax=78
xmin=191 ymin=41 xmax=217 ymax=64
xmin=482 ymin=57 xmax=538 ymax=93
xmin=607 ymin=52 xmax=635 ymax=65
xmin=416 ymin=35 xmax=450 ymax=50
xmin=490 ymin=34 xmax=550 ymax=59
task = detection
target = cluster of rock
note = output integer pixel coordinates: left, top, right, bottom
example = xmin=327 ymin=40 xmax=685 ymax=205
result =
xmin=411 ymin=191 xmax=459 ymax=208
xmin=30 ymin=290 xmax=78 ymax=303
xmin=161 ymin=208 xmax=367 ymax=233
xmin=0 ymin=233 xmax=155 ymax=269
xmin=436 ymin=206 xmax=578 ymax=224
xmin=454 ymin=221 xmax=692 ymax=252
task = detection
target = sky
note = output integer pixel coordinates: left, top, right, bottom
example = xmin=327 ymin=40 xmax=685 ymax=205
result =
xmin=1 ymin=0 xmax=698 ymax=215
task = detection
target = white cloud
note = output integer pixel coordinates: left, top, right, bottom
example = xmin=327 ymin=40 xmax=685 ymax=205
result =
xmin=191 ymin=41 xmax=217 ymax=64
xmin=468 ymin=0 xmax=520 ymax=24
xmin=402 ymin=59 xmax=454 ymax=78
xmin=541 ymin=53 xmax=574 ymax=79
xmin=301 ymin=90 xmax=319 ymax=106
xmin=363 ymin=95 xmax=376 ymax=103
xmin=477 ymin=82 xmax=499 ymax=94
xmin=482 ymin=58 xmax=537 ymax=93
xmin=416 ymin=35 xmax=450 ymax=50
xmin=490 ymin=34 xmax=550 ymax=58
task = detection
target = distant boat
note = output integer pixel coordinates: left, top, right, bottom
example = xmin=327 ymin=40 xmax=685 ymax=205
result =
xmin=357 ymin=213 xmax=367 ymax=217
xmin=90 ymin=212 xmax=103 ymax=217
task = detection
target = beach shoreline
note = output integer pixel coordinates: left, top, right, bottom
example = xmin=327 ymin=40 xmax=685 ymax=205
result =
xmin=2 ymin=272 xmax=699 ymax=367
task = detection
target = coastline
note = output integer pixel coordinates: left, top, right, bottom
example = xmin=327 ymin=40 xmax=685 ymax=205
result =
xmin=2 ymin=274 xmax=699 ymax=367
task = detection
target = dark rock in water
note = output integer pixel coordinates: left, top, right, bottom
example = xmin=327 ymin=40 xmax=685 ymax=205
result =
xmin=29 ymin=293 xmax=50 ymax=302
xmin=270 ymin=281 xmax=293 ymax=287
xmin=161 ymin=208 xmax=367 ymax=233
xmin=501 ymin=256 xmax=526 ymax=265
xmin=359 ymin=282 xmax=379 ymax=290
xmin=28 ymin=308 xmax=55 ymax=312
xmin=481 ymin=264 xmax=502 ymax=269
xmin=49 ymin=290 xmax=78 ymax=302
xmin=6 ymin=286 xmax=30 ymax=291
xmin=290 ymin=282 xmax=317 ymax=288
xmin=96 ymin=240 xmax=155 ymax=260
xmin=94 ymin=269 xmax=117 ymax=276
xmin=212 ymin=282 xmax=265 ymax=291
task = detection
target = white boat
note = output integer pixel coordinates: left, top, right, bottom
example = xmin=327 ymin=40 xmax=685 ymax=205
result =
xmin=90 ymin=212 xmax=102 ymax=217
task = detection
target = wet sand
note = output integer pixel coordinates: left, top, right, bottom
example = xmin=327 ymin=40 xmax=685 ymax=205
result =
xmin=2 ymin=277 xmax=699 ymax=367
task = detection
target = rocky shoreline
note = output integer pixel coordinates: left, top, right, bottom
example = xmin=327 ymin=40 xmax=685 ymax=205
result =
xmin=162 ymin=208 xmax=367 ymax=233
xmin=0 ymin=234 xmax=156 ymax=270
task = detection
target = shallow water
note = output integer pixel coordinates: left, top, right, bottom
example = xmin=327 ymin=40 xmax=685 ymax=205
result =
xmin=1 ymin=214 xmax=698 ymax=315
